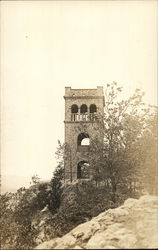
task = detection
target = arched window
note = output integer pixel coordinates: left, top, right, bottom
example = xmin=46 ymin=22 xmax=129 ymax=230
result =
xmin=80 ymin=104 xmax=88 ymax=113
xmin=90 ymin=104 xmax=97 ymax=113
xmin=77 ymin=133 xmax=90 ymax=146
xmin=71 ymin=104 xmax=78 ymax=113
xmin=77 ymin=161 xmax=89 ymax=179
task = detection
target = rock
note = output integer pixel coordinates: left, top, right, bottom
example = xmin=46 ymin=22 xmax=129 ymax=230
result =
xmin=71 ymin=220 xmax=100 ymax=241
xmin=36 ymin=195 xmax=158 ymax=249
xmin=35 ymin=238 xmax=59 ymax=249
xmin=73 ymin=245 xmax=83 ymax=249
xmin=86 ymin=223 xmax=137 ymax=249
xmin=54 ymin=235 xmax=76 ymax=249
xmin=123 ymin=198 xmax=138 ymax=209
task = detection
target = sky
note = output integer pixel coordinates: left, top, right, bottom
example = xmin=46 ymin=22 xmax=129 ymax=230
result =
xmin=1 ymin=1 xmax=157 ymax=191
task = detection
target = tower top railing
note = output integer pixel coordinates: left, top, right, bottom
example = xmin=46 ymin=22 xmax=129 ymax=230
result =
xmin=71 ymin=113 xmax=97 ymax=122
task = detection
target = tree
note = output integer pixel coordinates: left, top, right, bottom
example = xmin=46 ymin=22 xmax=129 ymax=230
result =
xmin=0 ymin=192 xmax=16 ymax=249
xmin=134 ymin=107 xmax=158 ymax=195
xmin=89 ymin=137 xmax=105 ymax=186
xmin=48 ymin=141 xmax=64 ymax=213
xmin=30 ymin=174 xmax=40 ymax=185
xmin=48 ymin=164 xmax=64 ymax=213
xmin=55 ymin=140 xmax=65 ymax=168
xmin=89 ymin=82 xmax=156 ymax=201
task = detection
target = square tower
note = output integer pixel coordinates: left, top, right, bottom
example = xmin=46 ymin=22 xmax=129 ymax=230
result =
xmin=64 ymin=86 xmax=105 ymax=181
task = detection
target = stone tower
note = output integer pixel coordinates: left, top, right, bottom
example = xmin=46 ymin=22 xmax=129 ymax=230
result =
xmin=64 ymin=86 xmax=105 ymax=181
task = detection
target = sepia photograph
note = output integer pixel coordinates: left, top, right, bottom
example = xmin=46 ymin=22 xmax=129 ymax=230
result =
xmin=1 ymin=0 xmax=158 ymax=249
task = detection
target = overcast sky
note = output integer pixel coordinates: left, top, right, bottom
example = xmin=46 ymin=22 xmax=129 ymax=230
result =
xmin=1 ymin=1 xmax=157 ymax=189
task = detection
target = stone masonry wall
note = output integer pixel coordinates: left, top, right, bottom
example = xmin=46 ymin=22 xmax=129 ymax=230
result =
xmin=64 ymin=87 xmax=104 ymax=180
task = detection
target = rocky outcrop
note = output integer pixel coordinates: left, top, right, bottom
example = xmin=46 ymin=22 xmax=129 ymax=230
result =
xmin=36 ymin=195 xmax=158 ymax=249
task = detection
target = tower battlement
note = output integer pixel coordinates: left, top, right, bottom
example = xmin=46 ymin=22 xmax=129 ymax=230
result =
xmin=64 ymin=86 xmax=104 ymax=98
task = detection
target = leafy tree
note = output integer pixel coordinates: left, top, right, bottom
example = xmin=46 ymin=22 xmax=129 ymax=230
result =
xmin=48 ymin=141 xmax=64 ymax=213
xmin=89 ymin=82 xmax=156 ymax=201
xmin=13 ymin=187 xmax=40 ymax=249
xmin=30 ymin=174 xmax=40 ymax=185
xmin=0 ymin=188 xmax=39 ymax=249
xmin=48 ymin=165 xmax=64 ymax=213
xmin=0 ymin=192 xmax=16 ymax=248
xmin=134 ymin=108 xmax=158 ymax=194
xmin=89 ymin=137 xmax=105 ymax=186
xmin=55 ymin=140 xmax=65 ymax=168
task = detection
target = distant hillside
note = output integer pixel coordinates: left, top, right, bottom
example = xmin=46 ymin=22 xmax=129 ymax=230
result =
xmin=1 ymin=175 xmax=32 ymax=193
xmin=1 ymin=175 xmax=51 ymax=194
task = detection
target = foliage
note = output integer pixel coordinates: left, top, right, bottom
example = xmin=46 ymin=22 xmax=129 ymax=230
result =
xmin=30 ymin=174 xmax=40 ymax=185
xmin=45 ymin=181 xmax=119 ymax=239
xmin=0 ymin=183 xmax=51 ymax=249
xmin=134 ymin=108 xmax=158 ymax=194
xmin=0 ymin=192 xmax=16 ymax=248
xmin=55 ymin=140 xmax=65 ymax=168
xmin=48 ymin=164 xmax=64 ymax=214
xmin=88 ymin=82 xmax=157 ymax=200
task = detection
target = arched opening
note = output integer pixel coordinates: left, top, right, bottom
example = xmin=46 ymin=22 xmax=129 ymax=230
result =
xmin=71 ymin=104 xmax=79 ymax=121
xmin=77 ymin=161 xmax=89 ymax=179
xmin=71 ymin=104 xmax=78 ymax=113
xmin=90 ymin=104 xmax=97 ymax=113
xmin=77 ymin=133 xmax=90 ymax=146
xmin=80 ymin=104 xmax=88 ymax=113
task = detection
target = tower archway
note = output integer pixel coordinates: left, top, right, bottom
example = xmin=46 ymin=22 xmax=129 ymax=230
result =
xmin=77 ymin=161 xmax=90 ymax=179
xmin=90 ymin=104 xmax=97 ymax=113
xmin=77 ymin=133 xmax=90 ymax=146
xmin=71 ymin=104 xmax=79 ymax=121
xmin=80 ymin=104 xmax=88 ymax=113
xmin=71 ymin=104 xmax=78 ymax=113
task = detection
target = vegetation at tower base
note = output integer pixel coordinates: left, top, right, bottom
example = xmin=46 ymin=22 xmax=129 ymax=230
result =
xmin=1 ymin=83 xmax=157 ymax=249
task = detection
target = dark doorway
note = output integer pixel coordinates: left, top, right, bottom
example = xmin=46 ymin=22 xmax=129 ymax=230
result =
xmin=77 ymin=161 xmax=89 ymax=179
